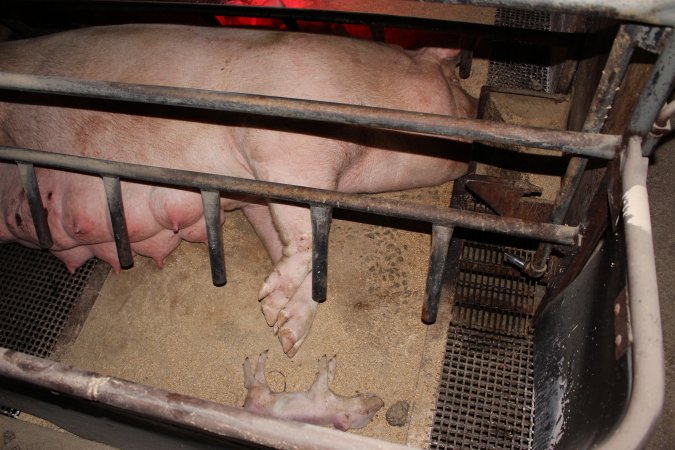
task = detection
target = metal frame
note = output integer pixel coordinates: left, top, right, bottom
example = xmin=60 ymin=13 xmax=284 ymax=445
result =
xmin=0 ymin=1 xmax=672 ymax=448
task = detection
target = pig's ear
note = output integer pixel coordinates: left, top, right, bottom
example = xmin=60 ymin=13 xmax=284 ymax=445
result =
xmin=334 ymin=412 xmax=352 ymax=431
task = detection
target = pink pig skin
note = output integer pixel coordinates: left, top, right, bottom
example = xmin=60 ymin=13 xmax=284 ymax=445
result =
xmin=243 ymin=351 xmax=385 ymax=430
xmin=0 ymin=24 xmax=475 ymax=357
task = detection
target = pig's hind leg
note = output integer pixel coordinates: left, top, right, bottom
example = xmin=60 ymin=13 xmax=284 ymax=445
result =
xmin=243 ymin=135 xmax=344 ymax=357
xmin=244 ymin=205 xmax=318 ymax=358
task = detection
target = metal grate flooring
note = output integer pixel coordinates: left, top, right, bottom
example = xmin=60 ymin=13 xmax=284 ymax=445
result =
xmin=430 ymin=326 xmax=534 ymax=450
xmin=0 ymin=243 xmax=100 ymax=418
xmin=430 ymin=178 xmax=540 ymax=448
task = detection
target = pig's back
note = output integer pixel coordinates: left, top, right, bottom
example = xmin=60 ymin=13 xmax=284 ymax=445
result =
xmin=0 ymin=24 xmax=450 ymax=112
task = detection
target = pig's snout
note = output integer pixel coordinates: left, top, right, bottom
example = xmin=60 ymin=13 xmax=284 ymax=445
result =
xmin=339 ymin=393 xmax=385 ymax=430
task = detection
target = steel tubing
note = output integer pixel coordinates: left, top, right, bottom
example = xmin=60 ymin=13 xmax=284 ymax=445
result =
xmin=0 ymin=72 xmax=620 ymax=159
xmin=311 ymin=205 xmax=333 ymax=302
xmin=201 ymin=189 xmax=227 ymax=286
xmin=102 ymin=176 xmax=134 ymax=269
xmin=0 ymin=146 xmax=579 ymax=246
xmin=16 ymin=163 xmax=53 ymax=249
xmin=422 ymin=224 xmax=454 ymax=324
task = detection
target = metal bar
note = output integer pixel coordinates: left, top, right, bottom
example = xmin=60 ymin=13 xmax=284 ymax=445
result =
xmin=16 ymin=162 xmax=52 ymax=249
xmin=101 ymin=176 xmax=133 ymax=269
xmin=311 ymin=205 xmax=332 ymax=302
xmin=418 ymin=0 xmax=675 ymax=27
xmin=0 ymin=72 xmax=620 ymax=159
xmin=596 ymin=136 xmax=664 ymax=449
xmin=0 ymin=0 xmax=592 ymax=45
xmin=0 ymin=347 xmax=412 ymax=450
xmin=201 ymin=189 xmax=226 ymax=286
xmin=526 ymin=24 xmax=639 ymax=276
xmin=628 ymin=31 xmax=675 ymax=155
xmin=422 ymin=224 xmax=454 ymax=324
xmin=0 ymin=146 xmax=580 ymax=246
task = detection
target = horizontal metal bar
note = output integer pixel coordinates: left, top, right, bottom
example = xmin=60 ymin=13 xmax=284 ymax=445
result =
xmin=102 ymin=175 xmax=133 ymax=269
xmin=0 ymin=145 xmax=580 ymax=246
xmin=0 ymin=346 xmax=411 ymax=450
xmin=0 ymin=72 xmax=620 ymax=159
xmin=0 ymin=0 xmax=590 ymax=45
xmin=426 ymin=0 xmax=675 ymax=27
xmin=16 ymin=162 xmax=53 ymax=249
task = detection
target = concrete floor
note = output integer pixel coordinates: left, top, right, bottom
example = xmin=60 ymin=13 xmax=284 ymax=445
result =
xmin=644 ymin=136 xmax=675 ymax=450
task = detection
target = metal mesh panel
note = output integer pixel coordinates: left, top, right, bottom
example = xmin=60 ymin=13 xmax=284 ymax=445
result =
xmin=0 ymin=243 xmax=99 ymax=417
xmin=430 ymin=326 xmax=534 ymax=450
xmin=0 ymin=243 xmax=96 ymax=357
xmin=487 ymin=9 xmax=552 ymax=92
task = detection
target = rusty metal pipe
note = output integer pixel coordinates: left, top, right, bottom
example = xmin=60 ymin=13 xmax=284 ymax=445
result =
xmin=0 ymin=145 xmax=579 ymax=246
xmin=0 ymin=72 xmax=620 ymax=159
xmin=0 ymin=347 xmax=411 ymax=450
xmin=526 ymin=24 xmax=640 ymax=277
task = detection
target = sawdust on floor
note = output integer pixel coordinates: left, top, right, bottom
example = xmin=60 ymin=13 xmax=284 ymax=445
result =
xmin=57 ymin=182 xmax=455 ymax=445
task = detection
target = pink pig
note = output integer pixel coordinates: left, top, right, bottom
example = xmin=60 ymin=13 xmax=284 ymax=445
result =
xmin=0 ymin=24 xmax=475 ymax=357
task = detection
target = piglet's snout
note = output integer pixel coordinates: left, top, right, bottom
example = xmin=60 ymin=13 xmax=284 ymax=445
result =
xmin=345 ymin=393 xmax=385 ymax=429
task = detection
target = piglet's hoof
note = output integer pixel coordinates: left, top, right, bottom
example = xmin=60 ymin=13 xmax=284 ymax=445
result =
xmin=243 ymin=352 xmax=384 ymax=430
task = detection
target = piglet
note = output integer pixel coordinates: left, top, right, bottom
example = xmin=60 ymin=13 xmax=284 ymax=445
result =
xmin=243 ymin=351 xmax=384 ymax=430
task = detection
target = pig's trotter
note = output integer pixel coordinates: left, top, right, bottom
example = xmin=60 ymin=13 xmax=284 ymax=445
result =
xmin=275 ymin=275 xmax=317 ymax=357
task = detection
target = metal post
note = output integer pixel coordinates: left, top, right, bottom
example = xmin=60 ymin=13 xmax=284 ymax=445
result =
xmin=102 ymin=176 xmax=133 ymax=269
xmin=311 ymin=205 xmax=333 ymax=302
xmin=629 ymin=31 xmax=675 ymax=155
xmin=524 ymin=24 xmax=641 ymax=277
xmin=201 ymin=189 xmax=226 ymax=286
xmin=422 ymin=224 xmax=454 ymax=324
xmin=16 ymin=162 xmax=52 ymax=249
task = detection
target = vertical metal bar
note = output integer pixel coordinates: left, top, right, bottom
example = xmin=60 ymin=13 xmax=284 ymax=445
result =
xmin=422 ymin=224 xmax=454 ymax=324
xmin=629 ymin=31 xmax=675 ymax=155
xmin=16 ymin=163 xmax=52 ymax=249
xmin=102 ymin=176 xmax=133 ymax=269
xmin=201 ymin=189 xmax=226 ymax=286
xmin=311 ymin=205 xmax=332 ymax=302
xmin=526 ymin=24 xmax=639 ymax=276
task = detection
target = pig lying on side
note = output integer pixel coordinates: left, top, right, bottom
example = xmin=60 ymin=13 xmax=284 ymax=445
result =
xmin=0 ymin=24 xmax=475 ymax=357
xmin=243 ymin=351 xmax=384 ymax=430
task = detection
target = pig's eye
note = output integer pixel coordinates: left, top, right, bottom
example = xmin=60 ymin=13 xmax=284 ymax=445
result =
xmin=15 ymin=213 xmax=22 ymax=226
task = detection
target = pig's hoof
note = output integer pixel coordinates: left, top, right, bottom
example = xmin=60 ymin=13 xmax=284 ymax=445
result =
xmin=260 ymin=290 xmax=290 ymax=327
xmin=276 ymin=297 xmax=318 ymax=358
